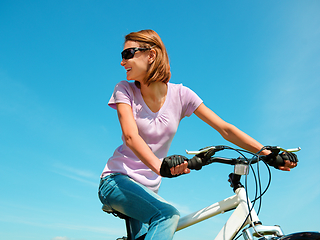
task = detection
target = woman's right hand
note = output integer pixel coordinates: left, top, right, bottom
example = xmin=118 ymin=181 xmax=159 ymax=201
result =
xmin=160 ymin=155 xmax=190 ymax=178
xmin=170 ymin=161 xmax=190 ymax=176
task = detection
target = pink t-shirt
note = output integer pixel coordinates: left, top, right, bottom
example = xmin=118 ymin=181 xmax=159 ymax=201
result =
xmin=101 ymin=81 xmax=203 ymax=192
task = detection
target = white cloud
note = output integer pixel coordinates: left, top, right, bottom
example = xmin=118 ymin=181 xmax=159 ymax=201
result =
xmin=51 ymin=237 xmax=70 ymax=240
xmin=169 ymin=201 xmax=193 ymax=215
xmin=0 ymin=213 xmax=121 ymax=236
xmin=54 ymin=162 xmax=97 ymax=179
xmin=51 ymin=162 xmax=98 ymax=187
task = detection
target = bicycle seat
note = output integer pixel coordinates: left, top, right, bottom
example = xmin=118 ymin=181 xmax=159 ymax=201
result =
xmin=102 ymin=204 xmax=128 ymax=219
xmin=102 ymin=204 xmax=114 ymax=214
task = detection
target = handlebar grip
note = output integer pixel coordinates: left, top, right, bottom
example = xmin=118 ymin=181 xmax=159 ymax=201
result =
xmin=273 ymin=155 xmax=285 ymax=167
xmin=187 ymin=156 xmax=203 ymax=170
xmin=263 ymin=153 xmax=285 ymax=169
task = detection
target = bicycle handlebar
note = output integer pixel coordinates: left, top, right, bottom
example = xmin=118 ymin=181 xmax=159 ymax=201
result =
xmin=186 ymin=145 xmax=301 ymax=170
xmin=186 ymin=145 xmax=301 ymax=156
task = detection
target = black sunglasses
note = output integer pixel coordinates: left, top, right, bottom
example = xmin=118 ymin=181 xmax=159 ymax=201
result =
xmin=121 ymin=47 xmax=151 ymax=60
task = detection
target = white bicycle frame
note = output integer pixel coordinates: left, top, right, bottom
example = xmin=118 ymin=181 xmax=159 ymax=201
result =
xmin=176 ymin=186 xmax=283 ymax=240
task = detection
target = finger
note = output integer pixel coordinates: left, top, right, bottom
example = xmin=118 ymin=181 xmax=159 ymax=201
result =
xmin=172 ymin=162 xmax=188 ymax=175
xmin=173 ymin=165 xmax=182 ymax=175
xmin=176 ymin=162 xmax=188 ymax=174
xmin=170 ymin=164 xmax=182 ymax=175
xmin=170 ymin=166 xmax=176 ymax=175
xmin=284 ymin=160 xmax=297 ymax=168
xmin=181 ymin=162 xmax=189 ymax=174
xmin=278 ymin=166 xmax=291 ymax=171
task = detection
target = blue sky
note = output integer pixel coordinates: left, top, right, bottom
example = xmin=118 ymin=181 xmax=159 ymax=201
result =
xmin=0 ymin=1 xmax=319 ymax=240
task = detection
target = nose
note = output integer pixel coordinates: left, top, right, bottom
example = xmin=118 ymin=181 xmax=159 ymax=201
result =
xmin=121 ymin=58 xmax=126 ymax=66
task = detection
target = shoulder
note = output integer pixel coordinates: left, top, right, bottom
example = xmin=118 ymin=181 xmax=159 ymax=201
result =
xmin=168 ymin=82 xmax=198 ymax=97
xmin=114 ymin=80 xmax=136 ymax=92
xmin=112 ymin=81 xmax=139 ymax=99
xmin=168 ymin=82 xmax=189 ymax=93
xmin=109 ymin=81 xmax=137 ymax=109
xmin=168 ymin=82 xmax=203 ymax=115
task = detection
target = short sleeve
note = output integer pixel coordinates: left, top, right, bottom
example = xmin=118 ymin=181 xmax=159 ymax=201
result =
xmin=180 ymin=85 xmax=203 ymax=117
xmin=108 ymin=81 xmax=134 ymax=110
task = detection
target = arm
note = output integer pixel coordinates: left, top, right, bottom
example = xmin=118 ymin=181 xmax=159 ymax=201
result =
xmin=194 ymin=103 xmax=296 ymax=171
xmin=117 ymin=103 xmax=189 ymax=176
xmin=116 ymin=103 xmax=162 ymax=175
xmin=194 ymin=103 xmax=267 ymax=154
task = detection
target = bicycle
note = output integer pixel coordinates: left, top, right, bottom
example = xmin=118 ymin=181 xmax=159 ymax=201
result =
xmin=102 ymin=145 xmax=320 ymax=240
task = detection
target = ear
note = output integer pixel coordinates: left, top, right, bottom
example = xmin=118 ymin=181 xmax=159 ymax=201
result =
xmin=148 ymin=49 xmax=156 ymax=64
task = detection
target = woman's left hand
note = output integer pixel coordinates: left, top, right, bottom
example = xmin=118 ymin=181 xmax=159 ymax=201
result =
xmin=278 ymin=160 xmax=298 ymax=171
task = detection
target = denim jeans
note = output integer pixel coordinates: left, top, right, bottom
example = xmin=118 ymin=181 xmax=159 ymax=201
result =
xmin=98 ymin=173 xmax=180 ymax=240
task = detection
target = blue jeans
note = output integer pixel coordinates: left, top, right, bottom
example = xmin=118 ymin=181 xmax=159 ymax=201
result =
xmin=98 ymin=173 xmax=180 ymax=240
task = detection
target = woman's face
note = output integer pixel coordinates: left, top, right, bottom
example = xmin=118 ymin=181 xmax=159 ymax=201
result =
xmin=121 ymin=41 xmax=150 ymax=83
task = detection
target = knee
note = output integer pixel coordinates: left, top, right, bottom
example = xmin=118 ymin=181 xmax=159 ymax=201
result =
xmin=157 ymin=203 xmax=180 ymax=220
xmin=168 ymin=204 xmax=180 ymax=218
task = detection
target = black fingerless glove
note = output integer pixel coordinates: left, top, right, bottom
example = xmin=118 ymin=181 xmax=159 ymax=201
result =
xmin=160 ymin=155 xmax=188 ymax=178
xmin=264 ymin=151 xmax=298 ymax=169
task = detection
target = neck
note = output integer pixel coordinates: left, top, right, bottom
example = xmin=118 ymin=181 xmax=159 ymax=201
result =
xmin=139 ymin=81 xmax=168 ymax=112
xmin=140 ymin=81 xmax=167 ymax=101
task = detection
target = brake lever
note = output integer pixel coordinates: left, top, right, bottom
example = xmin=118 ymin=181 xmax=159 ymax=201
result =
xmin=265 ymin=146 xmax=301 ymax=153
xmin=186 ymin=146 xmax=214 ymax=155
xmin=186 ymin=145 xmax=226 ymax=155
xmin=281 ymin=147 xmax=301 ymax=152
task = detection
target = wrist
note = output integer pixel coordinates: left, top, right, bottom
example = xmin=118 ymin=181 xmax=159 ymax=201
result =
xmin=153 ymin=159 xmax=162 ymax=176
xmin=260 ymin=149 xmax=272 ymax=156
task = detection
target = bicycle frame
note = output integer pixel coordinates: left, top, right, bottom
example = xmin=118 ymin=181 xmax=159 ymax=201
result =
xmin=176 ymin=186 xmax=283 ymax=240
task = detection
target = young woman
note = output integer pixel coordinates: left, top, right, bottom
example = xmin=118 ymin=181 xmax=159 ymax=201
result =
xmin=98 ymin=29 xmax=297 ymax=240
